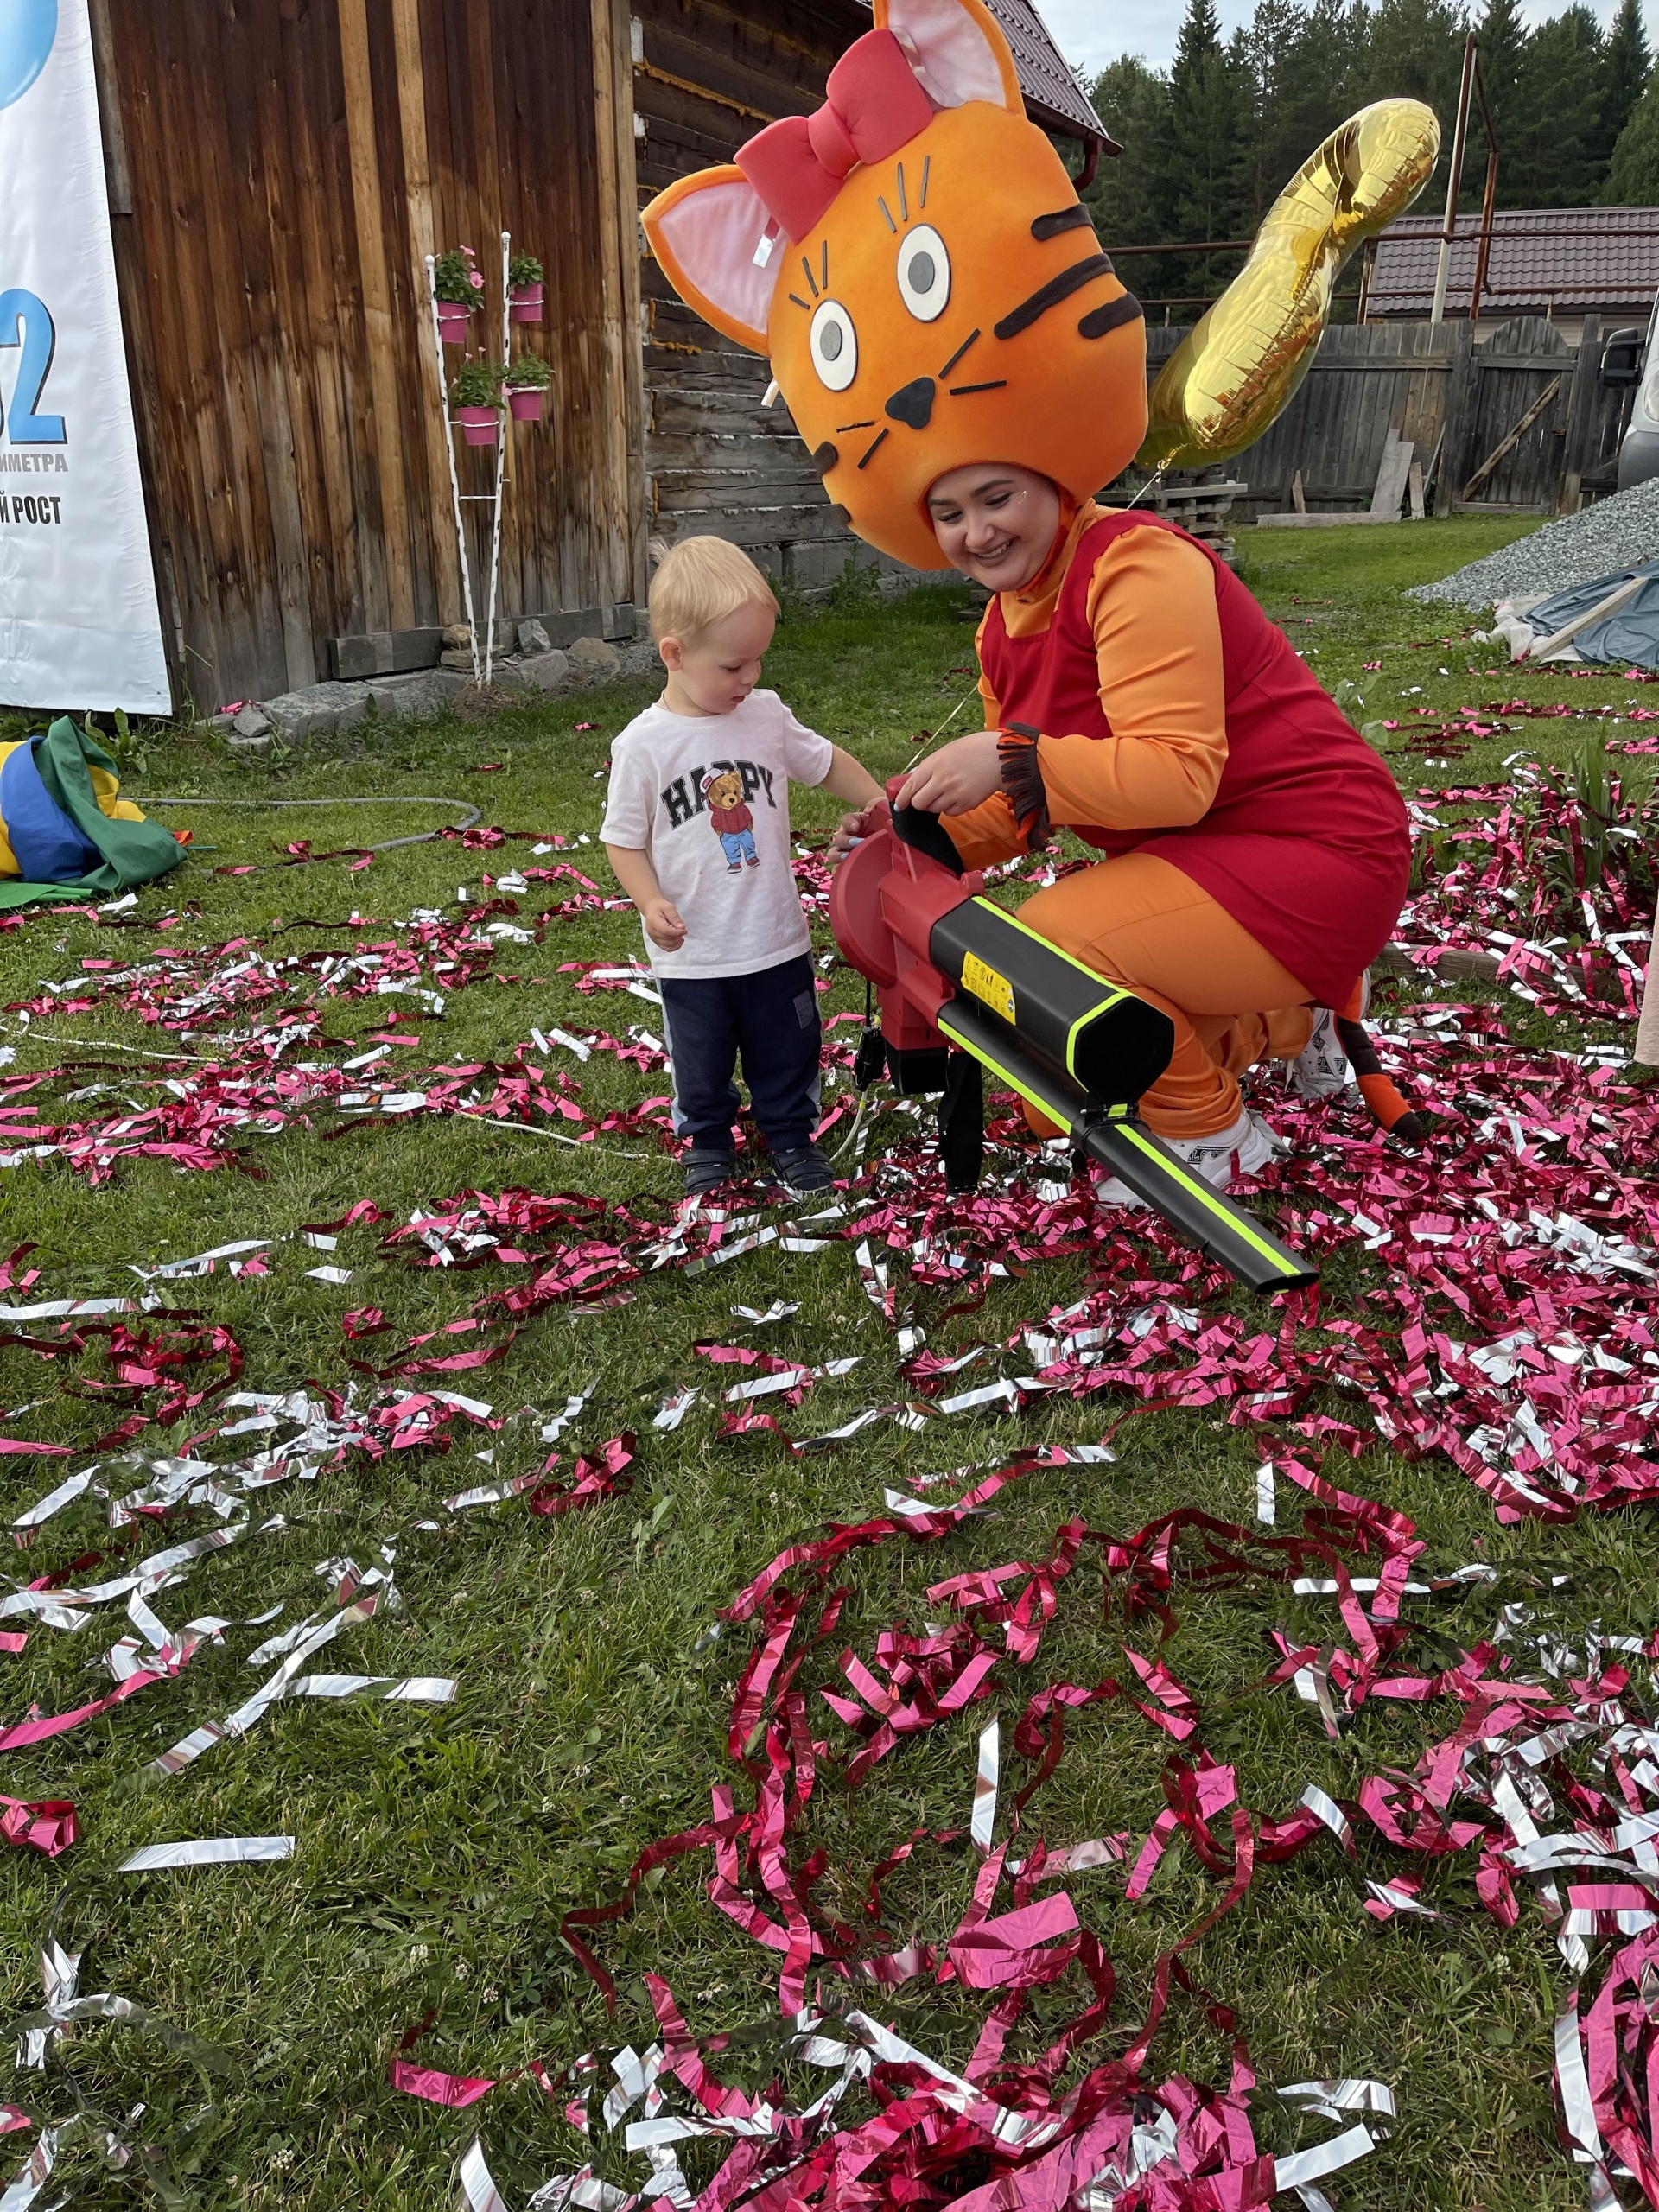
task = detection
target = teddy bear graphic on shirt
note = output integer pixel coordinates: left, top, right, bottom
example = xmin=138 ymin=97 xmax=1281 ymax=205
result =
xmin=702 ymin=768 xmax=760 ymax=874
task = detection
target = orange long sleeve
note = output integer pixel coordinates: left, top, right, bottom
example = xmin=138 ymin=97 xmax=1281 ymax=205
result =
xmin=1035 ymin=527 xmax=1229 ymax=832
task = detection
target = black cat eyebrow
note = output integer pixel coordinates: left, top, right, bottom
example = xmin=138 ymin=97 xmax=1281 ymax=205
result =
xmin=1079 ymin=294 xmax=1144 ymax=339
xmin=1032 ymin=206 xmax=1090 ymax=241
xmin=994 ymin=255 xmax=1115 ymax=340
xmin=920 ymin=156 xmax=930 ymax=208
xmin=877 ymin=197 xmax=897 ymax=234
xmin=897 ymin=161 xmax=908 ymax=224
xmin=802 ymin=255 xmax=819 ymax=298
xmin=857 ymin=428 xmax=890 ymax=469
xmin=938 ymin=328 xmax=980 ymax=379
xmin=822 ymin=239 xmax=829 ymax=290
xmin=950 ymin=379 xmax=1007 ymax=395
xmin=836 ymin=419 xmax=876 ymax=430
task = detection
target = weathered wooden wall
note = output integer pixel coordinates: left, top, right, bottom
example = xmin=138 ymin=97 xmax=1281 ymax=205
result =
xmin=632 ymin=0 xmax=868 ymax=590
xmin=1141 ymin=315 xmax=1633 ymax=517
xmin=93 ymin=0 xmax=646 ymax=709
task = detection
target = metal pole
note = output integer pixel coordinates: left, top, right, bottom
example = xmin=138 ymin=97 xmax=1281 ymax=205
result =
xmin=428 ymin=253 xmax=480 ymax=688
xmin=1431 ymin=32 xmax=1477 ymax=327
xmin=1469 ymin=52 xmax=1499 ymax=324
xmin=484 ymin=229 xmax=510 ymax=690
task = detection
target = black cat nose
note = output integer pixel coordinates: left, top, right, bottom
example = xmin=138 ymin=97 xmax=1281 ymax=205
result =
xmin=886 ymin=377 xmax=936 ymax=430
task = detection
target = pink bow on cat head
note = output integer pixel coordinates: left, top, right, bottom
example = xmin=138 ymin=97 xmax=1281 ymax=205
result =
xmin=736 ymin=30 xmax=934 ymax=243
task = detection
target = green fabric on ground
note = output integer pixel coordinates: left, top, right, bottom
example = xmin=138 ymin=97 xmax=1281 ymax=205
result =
xmin=0 ymin=715 xmax=184 ymax=910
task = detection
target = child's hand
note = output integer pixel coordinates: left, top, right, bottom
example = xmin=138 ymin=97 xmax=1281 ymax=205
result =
xmin=826 ymin=802 xmax=882 ymax=871
xmin=643 ymin=897 xmax=688 ymax=951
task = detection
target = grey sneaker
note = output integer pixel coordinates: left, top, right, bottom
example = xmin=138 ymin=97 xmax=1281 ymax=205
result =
xmin=1289 ymin=970 xmax=1370 ymax=1100
xmin=772 ymin=1145 xmax=835 ymax=1195
xmin=683 ymin=1150 xmax=736 ymax=1196
xmin=1287 ymin=1006 xmax=1352 ymax=1098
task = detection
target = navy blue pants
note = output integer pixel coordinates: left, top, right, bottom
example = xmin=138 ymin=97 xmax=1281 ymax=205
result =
xmin=659 ymin=952 xmax=823 ymax=1155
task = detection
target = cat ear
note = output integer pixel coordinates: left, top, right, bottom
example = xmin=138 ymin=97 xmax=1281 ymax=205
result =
xmin=642 ymin=167 xmax=780 ymax=354
xmin=876 ymin=0 xmax=1022 ymax=115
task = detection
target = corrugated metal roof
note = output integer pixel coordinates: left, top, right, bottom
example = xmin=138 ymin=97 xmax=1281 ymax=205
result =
xmin=984 ymin=0 xmax=1108 ymax=143
xmin=1369 ymin=207 xmax=1659 ymax=319
xmin=850 ymin=0 xmax=1107 ymax=144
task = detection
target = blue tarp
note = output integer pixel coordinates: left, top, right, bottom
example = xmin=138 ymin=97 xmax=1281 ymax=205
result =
xmin=1520 ymin=560 xmax=1659 ymax=668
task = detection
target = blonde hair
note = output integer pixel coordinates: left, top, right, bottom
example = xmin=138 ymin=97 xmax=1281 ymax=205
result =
xmin=649 ymin=535 xmax=779 ymax=645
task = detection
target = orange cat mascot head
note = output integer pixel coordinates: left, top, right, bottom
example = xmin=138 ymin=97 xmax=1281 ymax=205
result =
xmin=642 ymin=0 xmax=1146 ymax=572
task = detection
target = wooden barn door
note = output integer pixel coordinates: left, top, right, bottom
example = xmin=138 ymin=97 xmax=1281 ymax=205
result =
xmin=91 ymin=0 xmax=645 ymax=709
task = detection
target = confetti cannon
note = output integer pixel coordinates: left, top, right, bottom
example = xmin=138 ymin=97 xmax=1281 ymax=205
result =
xmin=829 ymin=785 xmax=1316 ymax=1294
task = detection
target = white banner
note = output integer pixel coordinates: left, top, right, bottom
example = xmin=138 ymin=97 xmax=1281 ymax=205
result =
xmin=0 ymin=0 xmax=168 ymax=712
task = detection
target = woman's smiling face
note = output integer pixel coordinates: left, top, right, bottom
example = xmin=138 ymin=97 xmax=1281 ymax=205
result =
xmin=925 ymin=462 xmax=1061 ymax=593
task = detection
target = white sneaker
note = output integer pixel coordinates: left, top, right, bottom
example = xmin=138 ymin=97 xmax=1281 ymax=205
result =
xmin=1096 ymin=1109 xmax=1281 ymax=1209
xmin=1287 ymin=971 xmax=1370 ymax=1100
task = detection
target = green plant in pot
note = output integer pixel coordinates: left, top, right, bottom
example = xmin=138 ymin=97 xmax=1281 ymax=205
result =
xmin=449 ymin=359 xmax=504 ymax=447
xmin=508 ymin=250 xmax=544 ymax=323
xmin=502 ymin=353 xmax=554 ymax=423
xmin=433 ymin=245 xmax=484 ymax=344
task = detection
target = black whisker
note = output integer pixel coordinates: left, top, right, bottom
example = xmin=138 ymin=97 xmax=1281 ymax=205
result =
xmin=897 ymin=161 xmax=908 ymax=224
xmin=919 ymin=155 xmax=930 ymax=208
xmin=877 ymin=197 xmax=897 ymax=234
xmin=821 ymin=239 xmax=829 ymax=291
xmin=857 ymin=428 xmax=890 ymax=470
xmin=937 ymin=327 xmax=981 ymax=379
xmin=1032 ymin=206 xmax=1091 ymax=242
xmin=787 ymin=293 xmax=811 ymax=312
xmin=801 ymin=255 xmax=819 ymax=298
xmin=1078 ymin=295 xmax=1143 ymax=339
xmin=949 ymin=379 xmax=1007 ymax=395
xmin=994 ymin=255 xmax=1114 ymax=340
xmin=836 ymin=419 xmax=876 ymax=431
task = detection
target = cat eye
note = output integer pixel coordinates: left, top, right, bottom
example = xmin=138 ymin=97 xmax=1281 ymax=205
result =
xmin=896 ymin=225 xmax=950 ymax=323
xmin=809 ymin=299 xmax=858 ymax=392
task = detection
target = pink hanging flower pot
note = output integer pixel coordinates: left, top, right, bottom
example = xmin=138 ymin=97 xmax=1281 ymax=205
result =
xmin=505 ymin=385 xmax=544 ymax=422
xmin=507 ymin=253 xmax=544 ymax=324
xmin=435 ymin=301 xmax=471 ymax=346
xmin=455 ymin=405 xmax=500 ymax=448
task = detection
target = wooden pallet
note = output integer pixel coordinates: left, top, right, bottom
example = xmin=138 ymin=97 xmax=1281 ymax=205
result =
xmin=1139 ymin=479 xmax=1245 ymax=566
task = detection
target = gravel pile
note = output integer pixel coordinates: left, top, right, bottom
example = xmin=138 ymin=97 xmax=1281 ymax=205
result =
xmin=1408 ymin=475 xmax=1659 ymax=607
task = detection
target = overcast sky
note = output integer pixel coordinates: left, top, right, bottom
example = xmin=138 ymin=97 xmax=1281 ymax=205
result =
xmin=1037 ymin=0 xmax=1631 ymax=74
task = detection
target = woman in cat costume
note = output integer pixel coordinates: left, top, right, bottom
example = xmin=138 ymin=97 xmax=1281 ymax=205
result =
xmin=643 ymin=0 xmax=1427 ymax=1189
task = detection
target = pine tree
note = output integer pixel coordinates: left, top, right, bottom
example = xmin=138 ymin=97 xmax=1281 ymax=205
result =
xmin=1158 ymin=0 xmax=1251 ymax=310
xmin=1084 ymin=58 xmax=1168 ymax=258
xmin=1605 ymin=69 xmax=1659 ymax=198
xmin=1595 ymin=0 xmax=1649 ymax=183
xmin=1354 ymin=0 xmax=1467 ymax=208
xmin=1465 ymin=0 xmax=1525 ymax=210
xmin=1506 ymin=7 xmax=1605 ymax=206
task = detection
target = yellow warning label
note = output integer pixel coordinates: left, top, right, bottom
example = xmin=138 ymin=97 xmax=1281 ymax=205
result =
xmin=961 ymin=952 xmax=1014 ymax=1023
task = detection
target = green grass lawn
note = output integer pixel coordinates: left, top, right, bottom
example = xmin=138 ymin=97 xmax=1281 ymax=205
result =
xmin=0 ymin=517 xmax=1652 ymax=2209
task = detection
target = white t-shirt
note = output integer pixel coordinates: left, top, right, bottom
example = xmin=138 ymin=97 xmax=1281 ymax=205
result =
xmin=600 ymin=690 xmax=834 ymax=979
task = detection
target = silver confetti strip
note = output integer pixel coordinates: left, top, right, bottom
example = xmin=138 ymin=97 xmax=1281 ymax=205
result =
xmin=117 ymin=1836 xmax=296 ymax=1872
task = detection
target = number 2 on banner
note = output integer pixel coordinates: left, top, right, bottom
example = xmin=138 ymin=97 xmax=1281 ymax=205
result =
xmin=0 ymin=290 xmax=63 ymax=443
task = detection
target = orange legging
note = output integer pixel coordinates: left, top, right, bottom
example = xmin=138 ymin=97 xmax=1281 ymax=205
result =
xmin=1017 ymin=851 xmax=1315 ymax=1139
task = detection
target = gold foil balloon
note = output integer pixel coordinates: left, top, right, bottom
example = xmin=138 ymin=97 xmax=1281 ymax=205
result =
xmin=1138 ymin=99 xmax=1441 ymax=472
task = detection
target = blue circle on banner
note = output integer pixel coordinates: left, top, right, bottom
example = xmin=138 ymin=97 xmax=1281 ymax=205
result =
xmin=0 ymin=0 xmax=56 ymax=111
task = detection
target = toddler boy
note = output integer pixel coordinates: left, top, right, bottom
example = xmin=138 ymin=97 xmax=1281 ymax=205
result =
xmin=601 ymin=537 xmax=880 ymax=1197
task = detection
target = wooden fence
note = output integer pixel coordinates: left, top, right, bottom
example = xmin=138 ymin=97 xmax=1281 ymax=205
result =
xmin=1143 ymin=316 xmax=1636 ymax=517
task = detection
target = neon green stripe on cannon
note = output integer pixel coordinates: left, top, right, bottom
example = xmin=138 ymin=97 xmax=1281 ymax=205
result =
xmin=1110 ymin=1122 xmax=1306 ymax=1278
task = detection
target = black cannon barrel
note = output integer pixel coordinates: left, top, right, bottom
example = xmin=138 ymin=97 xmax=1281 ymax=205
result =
xmin=937 ymin=995 xmax=1315 ymax=1294
xmin=928 ymin=895 xmax=1173 ymax=1107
